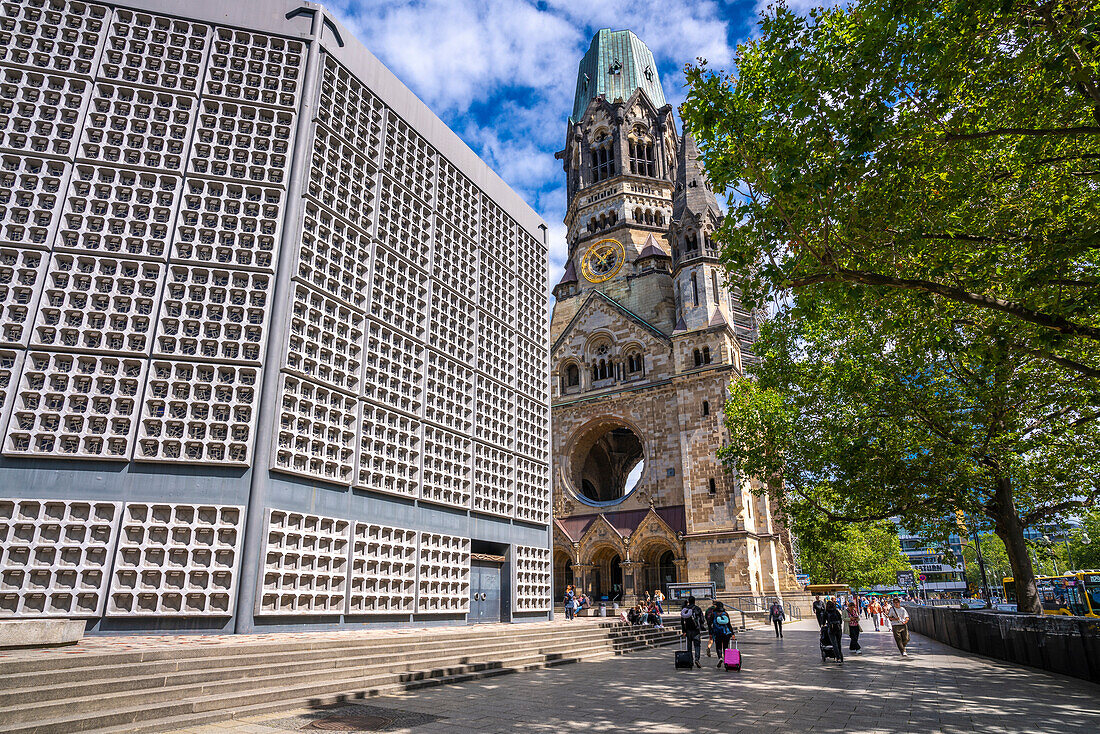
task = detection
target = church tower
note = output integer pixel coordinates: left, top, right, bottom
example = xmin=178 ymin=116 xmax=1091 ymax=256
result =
xmin=549 ymin=30 xmax=799 ymax=608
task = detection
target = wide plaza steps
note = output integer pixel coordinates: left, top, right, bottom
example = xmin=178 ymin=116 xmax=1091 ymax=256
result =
xmin=0 ymin=620 xmax=678 ymax=734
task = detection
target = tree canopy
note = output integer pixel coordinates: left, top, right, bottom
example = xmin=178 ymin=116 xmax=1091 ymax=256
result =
xmin=717 ymin=295 xmax=1100 ymax=613
xmin=682 ymin=0 xmax=1100 ymax=380
xmin=795 ymin=520 xmax=913 ymax=588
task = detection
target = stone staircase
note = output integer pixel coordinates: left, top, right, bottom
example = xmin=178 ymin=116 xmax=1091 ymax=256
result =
xmin=0 ymin=621 xmax=678 ymax=734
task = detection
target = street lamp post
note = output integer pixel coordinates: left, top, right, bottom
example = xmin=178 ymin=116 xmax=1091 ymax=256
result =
xmin=973 ymin=533 xmax=992 ymax=608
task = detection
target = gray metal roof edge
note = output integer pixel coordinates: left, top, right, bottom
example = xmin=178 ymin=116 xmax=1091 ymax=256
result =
xmin=105 ymin=0 xmax=546 ymax=240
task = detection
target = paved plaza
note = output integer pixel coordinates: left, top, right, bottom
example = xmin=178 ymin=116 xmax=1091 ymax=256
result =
xmin=165 ymin=620 xmax=1100 ymax=734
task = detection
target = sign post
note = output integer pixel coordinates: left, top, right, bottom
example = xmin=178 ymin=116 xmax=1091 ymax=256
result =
xmin=896 ymin=570 xmax=915 ymax=588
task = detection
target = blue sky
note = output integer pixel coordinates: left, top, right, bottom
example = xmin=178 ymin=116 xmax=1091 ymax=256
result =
xmin=326 ymin=0 xmax=801 ymax=290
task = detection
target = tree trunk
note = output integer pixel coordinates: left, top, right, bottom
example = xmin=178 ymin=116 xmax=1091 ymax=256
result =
xmin=988 ymin=477 xmax=1042 ymax=615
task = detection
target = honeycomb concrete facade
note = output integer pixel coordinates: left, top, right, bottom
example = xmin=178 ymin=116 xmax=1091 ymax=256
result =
xmin=550 ymin=30 xmax=799 ymax=604
xmin=0 ymin=0 xmax=551 ymax=633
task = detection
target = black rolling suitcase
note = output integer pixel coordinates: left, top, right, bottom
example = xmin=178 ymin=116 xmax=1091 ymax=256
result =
xmin=675 ymin=635 xmax=694 ymax=669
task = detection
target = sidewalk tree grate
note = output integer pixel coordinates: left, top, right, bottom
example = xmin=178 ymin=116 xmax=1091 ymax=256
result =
xmin=263 ymin=703 xmax=442 ymax=732
xmin=304 ymin=714 xmax=390 ymax=731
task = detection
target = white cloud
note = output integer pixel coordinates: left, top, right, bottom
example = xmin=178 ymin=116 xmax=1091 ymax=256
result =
xmin=328 ymin=0 xmax=580 ymax=115
xmin=327 ymin=0 xmax=743 ymax=299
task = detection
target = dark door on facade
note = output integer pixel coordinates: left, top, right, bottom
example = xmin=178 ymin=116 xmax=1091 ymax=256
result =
xmin=469 ymin=558 xmax=503 ymax=623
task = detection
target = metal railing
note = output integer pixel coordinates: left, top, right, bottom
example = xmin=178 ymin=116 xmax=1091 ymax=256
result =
xmin=733 ymin=595 xmax=801 ymax=621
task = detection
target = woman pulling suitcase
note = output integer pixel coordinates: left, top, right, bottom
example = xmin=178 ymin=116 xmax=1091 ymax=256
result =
xmin=710 ymin=602 xmax=737 ymax=669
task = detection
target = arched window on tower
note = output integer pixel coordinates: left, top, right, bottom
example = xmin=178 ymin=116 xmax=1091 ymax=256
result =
xmin=609 ymin=210 xmax=617 ymax=226
xmin=702 ymin=400 xmax=710 ymax=416
xmin=712 ymin=270 xmax=720 ymax=304
xmin=591 ymin=141 xmax=614 ymax=183
xmin=634 ymin=207 xmax=643 ymax=222
xmin=709 ymin=478 xmax=717 ymax=495
xmin=703 ymin=346 xmax=711 ymax=364
xmin=693 ymin=349 xmax=702 ymax=367
xmin=627 ymin=351 xmax=643 ymax=375
xmin=628 ymin=139 xmax=657 ymax=177
xmin=655 ymin=211 xmax=664 ymax=227
xmin=566 ymin=363 xmax=580 ymax=388
xmin=685 ymin=232 xmax=698 ymax=252
xmin=644 ymin=210 xmax=653 ymax=225
xmin=692 ymin=273 xmax=700 ymax=306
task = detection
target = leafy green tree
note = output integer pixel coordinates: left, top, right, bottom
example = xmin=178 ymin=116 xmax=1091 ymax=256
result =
xmin=718 ymin=298 xmax=1100 ymax=614
xmin=796 ymin=520 xmax=912 ymax=588
xmin=961 ymin=534 xmax=1013 ymax=594
xmin=1068 ymin=509 xmax=1100 ymax=569
xmin=681 ymin=0 xmax=1100 ymax=380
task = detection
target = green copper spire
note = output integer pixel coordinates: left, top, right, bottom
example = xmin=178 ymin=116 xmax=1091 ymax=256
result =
xmin=571 ymin=29 xmax=666 ymax=123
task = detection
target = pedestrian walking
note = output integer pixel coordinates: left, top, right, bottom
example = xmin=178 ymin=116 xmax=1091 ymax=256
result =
xmin=868 ymin=598 xmax=881 ymax=631
xmin=768 ymin=598 xmax=786 ymax=638
xmin=846 ymin=600 xmax=862 ymax=654
xmin=812 ymin=595 xmax=826 ymax=626
xmin=703 ymin=599 xmax=719 ymax=657
xmin=678 ymin=595 xmax=706 ymax=668
xmin=887 ymin=597 xmax=911 ymax=656
xmin=860 ymin=596 xmax=870 ymax=618
xmin=823 ymin=600 xmax=844 ymax=664
xmin=711 ymin=602 xmax=736 ymax=668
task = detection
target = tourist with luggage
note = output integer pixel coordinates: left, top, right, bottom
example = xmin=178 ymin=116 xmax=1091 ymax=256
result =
xmin=846 ymin=600 xmax=862 ymax=654
xmin=711 ymin=601 xmax=736 ymax=668
xmin=703 ymin=599 xmax=719 ymax=657
xmin=823 ymin=599 xmax=844 ymax=664
xmin=679 ymin=595 xmax=706 ymax=668
xmin=768 ymin=599 xmax=785 ymax=638
xmin=887 ymin=597 xmax=911 ymax=656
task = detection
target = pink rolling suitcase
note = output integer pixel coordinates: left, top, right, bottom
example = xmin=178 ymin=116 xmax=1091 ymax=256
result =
xmin=723 ymin=643 xmax=741 ymax=671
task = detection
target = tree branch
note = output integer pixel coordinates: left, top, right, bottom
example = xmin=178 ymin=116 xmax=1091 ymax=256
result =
xmin=944 ymin=126 xmax=1100 ymax=141
xmin=787 ymin=484 xmax=931 ymax=524
xmin=1023 ymin=497 xmax=1097 ymax=527
xmin=789 ymin=268 xmax=1100 ymax=343
xmin=1015 ymin=345 xmax=1100 ymax=380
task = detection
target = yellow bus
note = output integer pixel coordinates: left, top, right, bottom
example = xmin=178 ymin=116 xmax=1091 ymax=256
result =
xmin=1002 ymin=572 xmax=1100 ymax=617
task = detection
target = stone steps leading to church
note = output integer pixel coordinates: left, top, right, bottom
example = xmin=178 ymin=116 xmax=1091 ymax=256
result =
xmin=0 ymin=621 xmax=679 ymax=734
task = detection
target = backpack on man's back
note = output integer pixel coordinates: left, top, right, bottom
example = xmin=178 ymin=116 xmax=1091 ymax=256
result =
xmin=680 ymin=605 xmax=701 ymax=634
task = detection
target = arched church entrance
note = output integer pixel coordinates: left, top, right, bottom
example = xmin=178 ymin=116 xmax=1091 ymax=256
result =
xmin=637 ymin=545 xmax=679 ymax=600
xmin=553 ymin=551 xmax=574 ymax=602
xmin=569 ymin=419 xmax=645 ymax=504
xmin=589 ymin=546 xmax=624 ymax=602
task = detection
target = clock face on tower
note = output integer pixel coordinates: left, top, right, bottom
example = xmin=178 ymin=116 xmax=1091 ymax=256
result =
xmin=580 ymin=238 xmax=626 ymax=283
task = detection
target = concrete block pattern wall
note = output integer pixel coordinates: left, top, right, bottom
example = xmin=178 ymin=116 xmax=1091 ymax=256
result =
xmin=257 ymin=508 xmax=349 ymax=616
xmin=107 ymin=502 xmax=243 ymax=616
xmin=0 ymin=0 xmax=551 ymax=630
xmin=513 ymin=544 xmax=551 ymax=611
xmin=347 ymin=522 xmax=417 ymax=615
xmin=417 ymin=532 xmax=470 ymax=614
xmin=0 ymin=498 xmax=120 ymax=617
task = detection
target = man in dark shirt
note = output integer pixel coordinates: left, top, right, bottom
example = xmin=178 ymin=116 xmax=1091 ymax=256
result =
xmin=679 ymin=595 xmax=707 ymax=668
xmin=812 ymin=595 xmax=826 ymax=626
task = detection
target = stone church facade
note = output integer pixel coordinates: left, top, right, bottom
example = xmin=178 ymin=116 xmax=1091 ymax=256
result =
xmin=550 ymin=29 xmax=800 ymax=606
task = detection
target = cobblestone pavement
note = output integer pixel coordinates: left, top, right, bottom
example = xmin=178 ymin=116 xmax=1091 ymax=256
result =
xmin=170 ymin=620 xmax=1100 ymax=734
